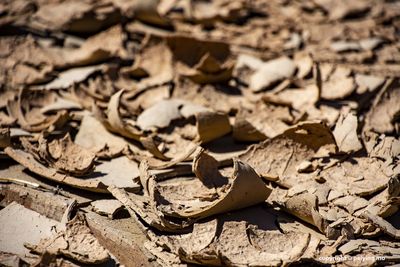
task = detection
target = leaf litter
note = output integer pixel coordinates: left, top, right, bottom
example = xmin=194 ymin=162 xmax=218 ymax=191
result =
xmin=1 ymin=0 xmax=400 ymax=266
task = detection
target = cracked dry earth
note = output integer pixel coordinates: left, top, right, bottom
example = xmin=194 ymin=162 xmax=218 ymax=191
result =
xmin=0 ymin=0 xmax=400 ymax=266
